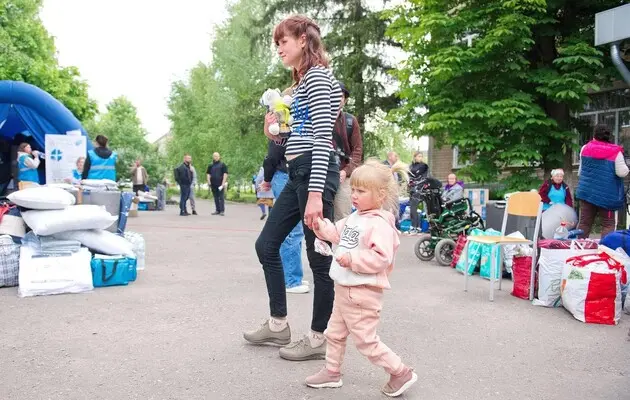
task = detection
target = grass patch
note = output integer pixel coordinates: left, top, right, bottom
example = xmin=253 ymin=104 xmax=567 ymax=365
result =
xmin=168 ymin=186 xmax=257 ymax=204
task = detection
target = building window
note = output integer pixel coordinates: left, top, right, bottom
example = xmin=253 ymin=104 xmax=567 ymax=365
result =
xmin=452 ymin=146 xmax=473 ymax=169
xmin=575 ymin=87 xmax=630 ymax=164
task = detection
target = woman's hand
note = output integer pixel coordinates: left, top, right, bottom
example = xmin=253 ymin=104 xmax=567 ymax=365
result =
xmin=264 ymin=113 xmax=282 ymax=142
xmin=304 ymin=192 xmax=323 ymax=230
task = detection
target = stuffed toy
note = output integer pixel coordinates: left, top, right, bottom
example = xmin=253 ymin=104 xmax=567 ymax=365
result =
xmin=260 ymin=88 xmax=293 ymax=137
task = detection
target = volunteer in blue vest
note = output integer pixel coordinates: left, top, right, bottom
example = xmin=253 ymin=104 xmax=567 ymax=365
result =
xmin=538 ymin=169 xmax=573 ymax=212
xmin=576 ymin=124 xmax=629 ymax=239
xmin=17 ymin=142 xmax=41 ymax=184
xmin=82 ymin=134 xmax=117 ymax=181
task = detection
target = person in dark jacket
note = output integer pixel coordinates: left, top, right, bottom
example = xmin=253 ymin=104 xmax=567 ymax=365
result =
xmin=538 ymin=169 xmax=573 ymax=211
xmin=82 ymin=134 xmax=117 ymax=181
xmin=576 ymin=124 xmax=629 ymax=238
xmin=206 ymin=152 xmax=228 ymax=216
xmin=406 ymin=151 xmax=429 ymax=235
xmin=332 ymin=82 xmax=363 ymax=222
xmin=174 ymin=154 xmax=193 ymax=216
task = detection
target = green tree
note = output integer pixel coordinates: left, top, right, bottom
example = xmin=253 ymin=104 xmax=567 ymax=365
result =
xmin=387 ymin=0 xmax=626 ymax=186
xmin=167 ymin=0 xmax=291 ymax=182
xmin=85 ymin=97 xmax=166 ymax=185
xmin=0 ymin=0 xmax=97 ymax=121
xmin=261 ymin=0 xmax=399 ymax=156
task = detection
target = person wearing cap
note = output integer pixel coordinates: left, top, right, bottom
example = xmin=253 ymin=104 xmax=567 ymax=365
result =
xmin=538 ymin=169 xmax=573 ymax=212
xmin=332 ymin=82 xmax=363 ymax=221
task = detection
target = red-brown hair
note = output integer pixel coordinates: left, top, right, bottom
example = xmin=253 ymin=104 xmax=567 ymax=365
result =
xmin=273 ymin=15 xmax=329 ymax=83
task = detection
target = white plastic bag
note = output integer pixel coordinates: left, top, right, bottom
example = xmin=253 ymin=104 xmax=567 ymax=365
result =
xmin=124 ymin=231 xmax=146 ymax=270
xmin=502 ymin=231 xmax=527 ymax=274
xmin=53 ymin=230 xmax=135 ymax=257
xmin=8 ymin=186 xmax=76 ymax=210
xmin=22 ymin=205 xmax=117 ymax=236
xmin=18 ymin=246 xmax=93 ymax=297
xmin=533 ymin=242 xmax=598 ymax=307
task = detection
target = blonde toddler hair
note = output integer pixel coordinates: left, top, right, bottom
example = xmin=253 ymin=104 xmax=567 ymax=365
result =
xmin=350 ymin=159 xmax=404 ymax=215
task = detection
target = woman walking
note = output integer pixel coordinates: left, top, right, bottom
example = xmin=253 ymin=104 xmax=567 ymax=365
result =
xmin=244 ymin=15 xmax=342 ymax=362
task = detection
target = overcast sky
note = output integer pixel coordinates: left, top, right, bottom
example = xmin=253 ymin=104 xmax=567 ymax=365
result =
xmin=40 ymin=0 xmax=427 ymax=151
xmin=41 ymin=0 xmax=230 ymax=142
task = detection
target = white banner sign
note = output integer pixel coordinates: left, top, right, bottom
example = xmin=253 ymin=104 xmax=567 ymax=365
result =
xmin=45 ymin=134 xmax=87 ymax=184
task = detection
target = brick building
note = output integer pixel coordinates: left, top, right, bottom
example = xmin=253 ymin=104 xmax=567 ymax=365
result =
xmin=427 ymin=84 xmax=630 ymax=188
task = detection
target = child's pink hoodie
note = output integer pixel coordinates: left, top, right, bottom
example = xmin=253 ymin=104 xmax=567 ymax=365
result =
xmin=315 ymin=209 xmax=399 ymax=289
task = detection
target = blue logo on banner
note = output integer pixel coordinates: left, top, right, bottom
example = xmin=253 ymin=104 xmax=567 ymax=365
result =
xmin=50 ymin=148 xmax=63 ymax=161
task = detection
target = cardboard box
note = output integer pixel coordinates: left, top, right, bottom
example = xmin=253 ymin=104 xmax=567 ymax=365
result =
xmin=466 ymin=189 xmax=489 ymax=206
xmin=472 ymin=205 xmax=487 ymax=220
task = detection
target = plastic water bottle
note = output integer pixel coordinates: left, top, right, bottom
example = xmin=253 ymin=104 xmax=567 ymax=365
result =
xmin=553 ymin=221 xmax=569 ymax=240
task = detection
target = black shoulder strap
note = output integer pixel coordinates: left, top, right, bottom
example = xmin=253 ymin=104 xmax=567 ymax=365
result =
xmin=345 ymin=112 xmax=354 ymax=142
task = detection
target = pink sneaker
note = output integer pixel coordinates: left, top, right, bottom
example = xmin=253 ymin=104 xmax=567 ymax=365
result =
xmin=305 ymin=367 xmax=343 ymax=389
xmin=381 ymin=367 xmax=418 ymax=397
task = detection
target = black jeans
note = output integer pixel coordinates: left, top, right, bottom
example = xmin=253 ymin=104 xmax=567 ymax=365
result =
xmin=409 ymin=195 xmax=421 ymax=229
xmin=255 ymin=152 xmax=339 ymax=333
xmin=211 ymin=185 xmax=225 ymax=213
xmin=133 ymin=184 xmax=144 ymax=195
xmin=179 ymin=184 xmax=191 ymax=213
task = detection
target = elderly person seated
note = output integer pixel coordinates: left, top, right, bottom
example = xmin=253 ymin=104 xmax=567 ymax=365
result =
xmin=442 ymin=173 xmax=464 ymax=202
xmin=538 ymin=169 xmax=573 ymax=211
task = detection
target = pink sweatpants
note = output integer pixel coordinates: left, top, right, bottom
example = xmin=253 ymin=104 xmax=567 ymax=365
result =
xmin=324 ymin=284 xmax=404 ymax=375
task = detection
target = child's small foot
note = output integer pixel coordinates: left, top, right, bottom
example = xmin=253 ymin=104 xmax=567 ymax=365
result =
xmin=305 ymin=367 xmax=343 ymax=389
xmin=381 ymin=367 xmax=417 ymax=397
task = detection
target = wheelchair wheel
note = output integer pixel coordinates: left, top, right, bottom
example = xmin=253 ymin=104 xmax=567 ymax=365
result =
xmin=435 ymin=238 xmax=456 ymax=267
xmin=414 ymin=234 xmax=434 ymax=261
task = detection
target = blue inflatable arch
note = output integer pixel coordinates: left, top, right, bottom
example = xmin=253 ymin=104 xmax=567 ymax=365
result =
xmin=0 ymin=80 xmax=93 ymax=151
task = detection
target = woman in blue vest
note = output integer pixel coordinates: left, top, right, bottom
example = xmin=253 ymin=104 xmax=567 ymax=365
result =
xmin=82 ymin=135 xmax=117 ymax=181
xmin=17 ymin=142 xmax=41 ymax=184
xmin=576 ymin=124 xmax=629 ymax=239
xmin=538 ymin=169 xmax=573 ymax=212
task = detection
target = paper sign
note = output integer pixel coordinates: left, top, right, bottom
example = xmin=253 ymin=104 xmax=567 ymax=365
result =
xmin=45 ymin=134 xmax=87 ymax=184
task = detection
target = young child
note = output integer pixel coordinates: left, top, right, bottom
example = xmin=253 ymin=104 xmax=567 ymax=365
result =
xmin=254 ymin=166 xmax=274 ymax=220
xmin=305 ymin=161 xmax=417 ymax=397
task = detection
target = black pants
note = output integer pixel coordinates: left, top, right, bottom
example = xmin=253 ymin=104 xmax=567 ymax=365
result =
xmin=255 ymin=152 xmax=339 ymax=333
xmin=211 ymin=185 xmax=225 ymax=213
xmin=179 ymin=184 xmax=190 ymax=213
xmin=133 ymin=184 xmax=144 ymax=195
xmin=410 ymin=195 xmax=421 ymax=229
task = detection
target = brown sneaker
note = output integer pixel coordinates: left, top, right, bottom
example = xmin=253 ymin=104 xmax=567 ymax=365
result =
xmin=243 ymin=320 xmax=291 ymax=346
xmin=381 ymin=367 xmax=418 ymax=397
xmin=305 ymin=367 xmax=343 ymax=388
xmin=278 ymin=335 xmax=326 ymax=361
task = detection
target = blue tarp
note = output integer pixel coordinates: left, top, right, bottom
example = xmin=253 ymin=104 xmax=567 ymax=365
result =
xmin=0 ymin=80 xmax=92 ymax=151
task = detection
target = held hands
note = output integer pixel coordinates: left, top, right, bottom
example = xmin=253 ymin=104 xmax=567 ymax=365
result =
xmin=336 ymin=253 xmax=352 ymax=268
xmin=304 ymin=192 xmax=323 ymax=230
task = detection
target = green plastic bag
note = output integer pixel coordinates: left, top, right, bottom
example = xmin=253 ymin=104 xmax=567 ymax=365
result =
xmin=455 ymin=228 xmax=485 ymax=275
xmin=479 ymin=229 xmax=502 ymax=280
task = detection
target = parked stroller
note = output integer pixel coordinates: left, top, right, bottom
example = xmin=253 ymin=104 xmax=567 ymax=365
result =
xmin=411 ymin=177 xmax=484 ymax=265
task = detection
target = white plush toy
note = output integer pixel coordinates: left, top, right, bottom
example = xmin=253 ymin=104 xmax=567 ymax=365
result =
xmin=260 ymin=88 xmax=293 ymax=137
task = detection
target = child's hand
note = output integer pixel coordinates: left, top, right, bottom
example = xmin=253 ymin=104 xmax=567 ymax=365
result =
xmin=313 ymin=217 xmax=325 ymax=231
xmin=336 ymin=253 xmax=352 ymax=268
xmin=260 ymin=181 xmax=271 ymax=192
